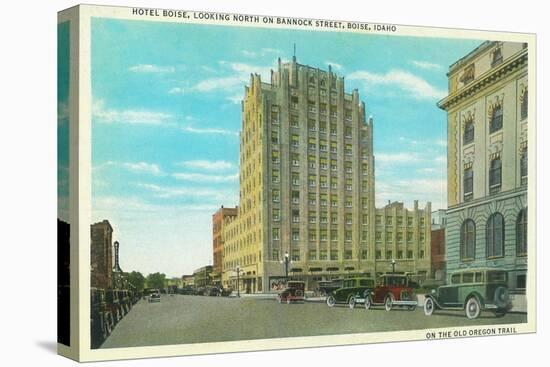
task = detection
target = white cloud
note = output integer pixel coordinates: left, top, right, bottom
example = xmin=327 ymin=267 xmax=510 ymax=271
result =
xmin=376 ymin=152 xmax=423 ymax=164
xmin=193 ymin=76 xmax=244 ymax=92
xmin=172 ymin=172 xmax=239 ymax=183
xmin=93 ymin=100 xmax=172 ymax=125
xmin=241 ymin=48 xmax=281 ymax=58
xmin=348 ymin=69 xmax=446 ymax=100
xmin=177 ymin=160 xmax=233 ymax=171
xmin=94 ymin=161 xmax=163 ymax=175
xmin=376 ymin=179 xmax=447 ymax=210
xmin=168 ymin=87 xmax=185 ymax=95
xmin=136 ymin=183 xmax=236 ymax=202
xmin=190 ymin=61 xmax=274 ymax=94
xmin=181 ymin=126 xmax=238 ymax=136
xmin=121 ymin=162 xmax=162 ymax=175
xmin=128 ymin=64 xmax=175 ymax=73
xmin=325 ymin=61 xmax=343 ymax=71
xmin=411 ymin=60 xmax=443 ymax=71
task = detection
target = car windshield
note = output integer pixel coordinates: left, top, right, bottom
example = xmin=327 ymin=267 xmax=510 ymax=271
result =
xmin=384 ymin=276 xmax=407 ymax=286
xmin=487 ymin=271 xmax=507 ymax=283
xmin=359 ymin=279 xmax=373 ymax=287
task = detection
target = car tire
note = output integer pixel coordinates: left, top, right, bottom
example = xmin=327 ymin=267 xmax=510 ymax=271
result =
xmin=348 ymin=296 xmax=356 ymax=309
xmin=465 ymin=297 xmax=481 ymax=319
xmin=326 ymin=295 xmax=336 ymax=308
xmin=364 ymin=296 xmax=372 ymax=310
xmin=384 ymin=294 xmax=394 ymax=311
xmin=424 ymin=297 xmax=435 ymax=316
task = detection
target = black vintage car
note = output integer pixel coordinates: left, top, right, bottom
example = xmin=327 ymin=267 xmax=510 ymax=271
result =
xmin=277 ymin=281 xmax=306 ymax=304
xmin=317 ymin=278 xmax=343 ymax=296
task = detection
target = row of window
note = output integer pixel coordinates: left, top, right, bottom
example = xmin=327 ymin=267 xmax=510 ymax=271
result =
xmin=271 ymin=227 xmax=424 ymax=243
xmin=375 ymin=215 xmax=424 ymax=226
xmin=271 ymin=248 xmax=425 ymax=261
xmin=460 ymin=208 xmax=527 ymax=261
xmin=463 ymin=151 xmax=527 ymax=201
xmin=462 ymin=91 xmax=528 ymax=146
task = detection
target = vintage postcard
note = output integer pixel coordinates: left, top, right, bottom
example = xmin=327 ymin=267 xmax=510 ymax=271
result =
xmin=57 ymin=4 xmax=536 ymax=362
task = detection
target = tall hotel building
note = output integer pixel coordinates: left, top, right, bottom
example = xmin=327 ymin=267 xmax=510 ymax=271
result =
xmin=438 ymin=41 xmax=528 ymax=291
xmin=220 ymin=57 xmax=430 ymax=293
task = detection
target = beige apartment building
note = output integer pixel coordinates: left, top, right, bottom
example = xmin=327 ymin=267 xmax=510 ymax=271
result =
xmin=219 ymin=57 xmax=430 ymax=293
xmin=438 ymin=41 xmax=528 ymax=291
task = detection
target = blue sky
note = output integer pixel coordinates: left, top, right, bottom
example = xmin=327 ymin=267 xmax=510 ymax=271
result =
xmin=91 ymin=18 xmax=482 ymax=277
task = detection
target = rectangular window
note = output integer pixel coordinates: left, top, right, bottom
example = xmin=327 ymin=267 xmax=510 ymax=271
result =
xmin=331 ymin=213 xmax=338 ymax=225
xmin=292 ymin=210 xmax=300 ymax=223
xmin=272 ymin=189 xmax=280 ymax=202
xmin=361 ymin=250 xmax=368 ymax=260
xmin=489 ymin=157 xmax=502 ymax=193
xmin=330 ymin=159 xmax=337 ymax=171
xmin=345 ymin=213 xmax=352 ymax=225
xmin=407 ymin=250 xmax=413 ymax=259
xmin=309 ymin=213 xmax=316 ymax=223
xmin=320 ymin=175 xmax=328 ymax=188
xmin=308 ymin=137 xmax=316 ymax=150
xmin=291 ymin=134 xmax=299 ymax=147
xmin=345 ymin=161 xmax=352 ymax=173
xmin=308 ymin=174 xmax=316 ymax=187
xmin=345 ymin=144 xmax=352 ymax=155
xmin=272 ymin=209 xmax=280 ymax=221
xmin=344 ymin=250 xmax=352 ymax=260
xmin=272 ymin=228 xmax=280 ymax=240
xmin=320 ymin=140 xmax=327 ymax=152
xmin=320 ymin=229 xmax=327 ymax=241
xmin=320 ymin=193 xmax=328 ymax=207
xmin=362 ymin=214 xmax=369 ymax=225
xmin=330 ymin=124 xmax=337 ymax=135
xmin=308 ymin=250 xmax=317 ymax=261
xmin=386 ymin=250 xmax=393 ymax=260
xmin=345 ymin=231 xmax=352 ymax=242
xmin=308 ymin=193 xmax=316 ymax=206
xmin=362 ymin=198 xmax=368 ymax=209
xmin=290 ymin=115 xmax=299 ymax=127
xmin=292 ymin=173 xmax=300 ymax=186
xmin=320 ymin=212 xmax=328 ymax=224
xmin=464 ymin=167 xmax=473 ymax=201
xmin=291 ymin=249 xmax=300 ymax=261
xmin=375 ymin=250 xmax=382 ymax=260
xmin=309 ymin=229 xmax=317 ymax=241
xmin=397 ymin=232 xmax=403 ymax=242
xmin=331 ymin=195 xmax=338 ymax=207
xmin=292 ymin=230 xmax=300 ymax=241
xmin=330 ymin=250 xmax=339 ymax=260
xmin=319 ymin=122 xmax=327 ymax=133
xmin=331 ymin=230 xmax=338 ymax=241
xmin=292 ymin=191 xmax=300 ymax=204
xmin=271 ymin=131 xmax=279 ymax=144
xmin=291 ymin=153 xmax=299 ymax=167
xmin=319 ymin=250 xmax=328 ymax=260
xmin=345 ymin=127 xmax=352 ymax=138
xmin=330 ymin=141 xmax=337 ymax=153
xmin=386 ymin=232 xmax=393 ymax=243
xmin=320 ymin=158 xmax=328 ymax=170
xmin=375 ymin=231 xmax=382 ymax=241
xmin=521 ymin=149 xmax=528 ymax=185
xmin=346 ymin=179 xmax=352 ymax=191
xmin=272 ymin=150 xmax=280 ymax=164
xmin=272 ymin=249 xmax=279 ymax=260
xmin=308 ymin=119 xmax=316 ymax=131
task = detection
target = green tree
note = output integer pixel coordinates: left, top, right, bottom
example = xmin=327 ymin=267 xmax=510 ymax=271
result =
xmin=146 ymin=272 xmax=166 ymax=290
xmin=127 ymin=271 xmax=145 ymax=292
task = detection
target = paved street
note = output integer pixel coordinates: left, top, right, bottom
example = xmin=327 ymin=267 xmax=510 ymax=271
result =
xmin=101 ymin=295 xmax=527 ymax=348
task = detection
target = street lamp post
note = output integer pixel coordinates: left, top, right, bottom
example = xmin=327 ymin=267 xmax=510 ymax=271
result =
xmin=391 ymin=258 xmax=396 ymax=273
xmin=235 ymin=266 xmax=243 ymax=298
xmin=280 ymin=251 xmax=291 ymax=280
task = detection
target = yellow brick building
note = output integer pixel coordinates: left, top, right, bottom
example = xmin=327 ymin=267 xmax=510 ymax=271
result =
xmin=220 ymin=57 xmax=431 ymax=293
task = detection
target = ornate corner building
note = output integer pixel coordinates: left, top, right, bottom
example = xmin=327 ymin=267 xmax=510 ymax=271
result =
xmin=218 ymin=57 xmax=431 ymax=293
xmin=438 ymin=41 xmax=528 ymax=291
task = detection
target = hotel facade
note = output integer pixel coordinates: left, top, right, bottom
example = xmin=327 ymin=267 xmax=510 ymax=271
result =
xmin=218 ymin=58 xmax=431 ymax=293
xmin=438 ymin=41 xmax=528 ymax=291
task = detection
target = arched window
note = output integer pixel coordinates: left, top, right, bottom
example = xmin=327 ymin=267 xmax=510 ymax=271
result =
xmin=521 ymin=90 xmax=528 ymax=120
xmin=490 ymin=104 xmax=503 ymax=133
xmin=487 ymin=213 xmax=505 ymax=258
xmin=463 ymin=119 xmax=474 ymax=145
xmin=460 ymin=219 xmax=476 ymax=261
xmin=516 ymin=208 xmax=527 ymax=256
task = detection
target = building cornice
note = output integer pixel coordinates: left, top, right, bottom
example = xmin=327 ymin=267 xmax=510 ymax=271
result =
xmin=437 ymin=49 xmax=528 ymax=111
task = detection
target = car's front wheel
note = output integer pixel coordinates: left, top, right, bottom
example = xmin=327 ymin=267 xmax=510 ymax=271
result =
xmin=465 ymin=297 xmax=481 ymax=319
xmin=384 ymin=294 xmax=394 ymax=311
xmin=364 ymin=296 xmax=372 ymax=310
xmin=326 ymin=295 xmax=336 ymax=307
xmin=424 ymin=297 xmax=435 ymax=316
xmin=348 ymin=296 xmax=356 ymax=309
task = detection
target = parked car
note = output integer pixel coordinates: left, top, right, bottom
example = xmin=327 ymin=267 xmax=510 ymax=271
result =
xmin=423 ymin=268 xmax=512 ymax=319
xmin=326 ymin=277 xmax=375 ymax=308
xmin=204 ymin=286 xmax=221 ymax=296
xmin=148 ymin=292 xmax=161 ymax=303
xmin=317 ymin=278 xmax=343 ymax=296
xmin=364 ymin=274 xmax=417 ymax=311
xmin=220 ymin=287 xmax=233 ymax=297
xmin=277 ymin=281 xmax=306 ymax=304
